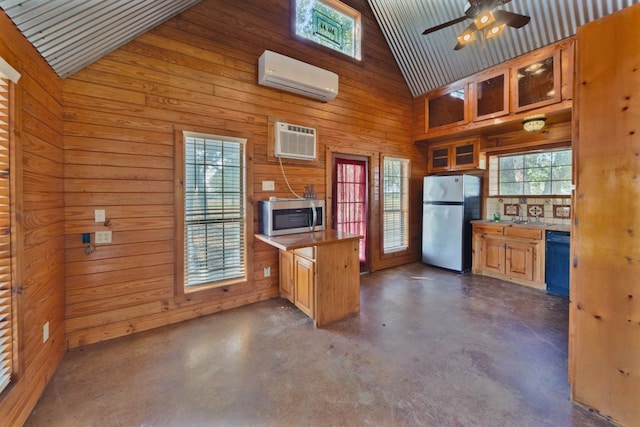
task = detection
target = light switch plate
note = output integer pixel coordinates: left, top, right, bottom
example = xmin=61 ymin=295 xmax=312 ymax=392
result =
xmin=262 ymin=181 xmax=275 ymax=191
xmin=95 ymin=230 xmax=112 ymax=244
xmin=95 ymin=209 xmax=106 ymax=223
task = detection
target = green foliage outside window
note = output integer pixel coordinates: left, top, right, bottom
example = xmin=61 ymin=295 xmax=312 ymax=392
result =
xmin=499 ymin=149 xmax=572 ymax=195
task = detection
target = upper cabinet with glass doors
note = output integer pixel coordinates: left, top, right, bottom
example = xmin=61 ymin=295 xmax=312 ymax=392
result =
xmin=418 ymin=39 xmax=574 ymax=139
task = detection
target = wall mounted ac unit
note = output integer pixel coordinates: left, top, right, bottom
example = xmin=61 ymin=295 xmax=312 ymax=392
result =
xmin=258 ymin=50 xmax=338 ymax=102
xmin=274 ymin=122 xmax=316 ymax=161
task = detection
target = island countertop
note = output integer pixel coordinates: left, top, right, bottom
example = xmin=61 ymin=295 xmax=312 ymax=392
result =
xmin=255 ymin=230 xmax=362 ymax=251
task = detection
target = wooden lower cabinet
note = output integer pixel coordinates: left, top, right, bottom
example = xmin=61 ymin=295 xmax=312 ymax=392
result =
xmin=482 ymin=238 xmax=506 ymax=275
xmin=472 ymin=223 xmax=544 ymax=289
xmin=277 ymin=238 xmax=360 ymax=326
xmin=279 ymin=249 xmax=294 ymax=303
xmin=505 ymin=241 xmax=535 ymax=282
xmin=293 ymin=253 xmax=315 ymax=318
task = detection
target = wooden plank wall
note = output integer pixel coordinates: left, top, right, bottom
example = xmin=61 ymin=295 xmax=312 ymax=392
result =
xmin=62 ymin=0 xmax=424 ymax=348
xmin=0 ymin=12 xmax=66 ymax=426
xmin=570 ymin=4 xmax=640 ymax=426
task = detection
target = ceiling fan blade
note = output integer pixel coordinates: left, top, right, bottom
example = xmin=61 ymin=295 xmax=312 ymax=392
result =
xmin=422 ymin=15 xmax=468 ymax=35
xmin=493 ymin=9 xmax=531 ymax=28
xmin=454 ymin=41 xmax=467 ymax=51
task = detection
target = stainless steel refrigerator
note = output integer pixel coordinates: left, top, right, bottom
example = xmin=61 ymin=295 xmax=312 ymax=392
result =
xmin=422 ymin=175 xmax=481 ymax=272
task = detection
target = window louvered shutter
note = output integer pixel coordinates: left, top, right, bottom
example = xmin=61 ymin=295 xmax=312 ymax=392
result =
xmin=0 ymin=77 xmax=12 ymax=394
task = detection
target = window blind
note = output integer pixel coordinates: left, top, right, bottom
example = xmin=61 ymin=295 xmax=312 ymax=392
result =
xmin=382 ymin=157 xmax=409 ymax=253
xmin=0 ymin=77 xmax=12 ymax=394
xmin=183 ymin=135 xmax=245 ymax=287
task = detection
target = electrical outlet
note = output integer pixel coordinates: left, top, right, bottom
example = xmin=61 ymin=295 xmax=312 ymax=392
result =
xmin=264 ymin=266 xmax=271 ymax=277
xmin=42 ymin=321 xmax=49 ymax=343
xmin=262 ymin=181 xmax=275 ymax=191
xmin=94 ymin=209 xmax=106 ymax=223
xmin=95 ymin=230 xmax=112 ymax=244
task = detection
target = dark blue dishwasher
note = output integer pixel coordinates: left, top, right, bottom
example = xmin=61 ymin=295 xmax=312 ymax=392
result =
xmin=545 ymin=230 xmax=570 ymax=297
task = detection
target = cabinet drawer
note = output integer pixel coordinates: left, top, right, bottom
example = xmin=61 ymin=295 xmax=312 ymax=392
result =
xmin=473 ymin=224 xmax=504 ymax=236
xmin=504 ymin=227 xmax=542 ymax=240
xmin=293 ymin=246 xmax=316 ymax=261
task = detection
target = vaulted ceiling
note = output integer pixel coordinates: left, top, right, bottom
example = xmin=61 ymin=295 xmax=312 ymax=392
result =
xmin=0 ymin=0 xmax=200 ymax=78
xmin=369 ymin=0 xmax=639 ymax=96
xmin=1 ymin=0 xmax=638 ymax=97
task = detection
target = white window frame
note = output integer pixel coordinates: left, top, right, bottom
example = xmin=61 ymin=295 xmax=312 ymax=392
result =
xmin=490 ymin=148 xmax=572 ymax=197
xmin=177 ymin=132 xmax=247 ymax=292
xmin=293 ymin=0 xmax=362 ymax=60
xmin=0 ymin=57 xmax=20 ymax=396
xmin=382 ymin=156 xmax=410 ymax=254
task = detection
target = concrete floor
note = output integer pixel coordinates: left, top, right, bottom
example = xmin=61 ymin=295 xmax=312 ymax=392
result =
xmin=26 ymin=263 xmax=613 ymax=427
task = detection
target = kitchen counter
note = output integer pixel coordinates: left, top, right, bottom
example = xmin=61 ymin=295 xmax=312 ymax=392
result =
xmin=255 ymin=229 xmax=362 ymax=251
xmin=471 ymin=220 xmax=569 ymax=290
xmin=256 ymin=230 xmax=362 ymax=327
xmin=471 ymin=219 xmax=570 ymax=233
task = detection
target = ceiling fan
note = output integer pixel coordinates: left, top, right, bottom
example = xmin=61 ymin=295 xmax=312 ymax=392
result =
xmin=422 ymin=0 xmax=531 ymax=50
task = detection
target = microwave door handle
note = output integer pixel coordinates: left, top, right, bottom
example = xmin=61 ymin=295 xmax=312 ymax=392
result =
xmin=310 ymin=201 xmax=317 ymax=232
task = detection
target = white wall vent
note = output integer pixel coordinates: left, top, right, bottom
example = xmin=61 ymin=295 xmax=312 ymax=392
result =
xmin=274 ymin=122 xmax=317 ymax=161
xmin=258 ymin=50 xmax=338 ymax=102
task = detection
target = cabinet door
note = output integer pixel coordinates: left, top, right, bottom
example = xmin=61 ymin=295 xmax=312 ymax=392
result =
xmin=279 ymin=250 xmax=294 ymax=303
xmin=425 ymin=84 xmax=468 ymax=132
xmin=512 ymin=51 xmax=561 ymax=112
xmin=472 ymin=70 xmax=509 ymax=121
xmin=451 ymin=140 xmax=477 ymax=170
xmin=428 ymin=144 xmax=451 ymax=173
xmin=482 ymin=238 xmax=506 ymax=275
xmin=294 ymin=256 xmax=315 ymax=318
xmin=505 ymin=241 xmax=534 ymax=281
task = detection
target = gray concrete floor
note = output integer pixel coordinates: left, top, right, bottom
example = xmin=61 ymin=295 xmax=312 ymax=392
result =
xmin=26 ymin=263 xmax=613 ymax=427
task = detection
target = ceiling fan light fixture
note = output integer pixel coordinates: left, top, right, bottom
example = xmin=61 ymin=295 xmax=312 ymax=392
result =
xmin=485 ymin=23 xmax=506 ymax=39
xmin=457 ymin=29 xmax=476 ymax=45
xmin=522 ymin=115 xmax=547 ymax=132
xmin=474 ymin=11 xmax=495 ymax=30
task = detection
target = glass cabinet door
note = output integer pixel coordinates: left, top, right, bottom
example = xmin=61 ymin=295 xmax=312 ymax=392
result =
xmin=428 ymin=145 xmax=451 ymax=172
xmin=426 ymin=85 xmax=468 ymax=131
xmin=473 ymin=70 xmax=509 ymax=121
xmin=513 ymin=51 xmax=561 ymax=112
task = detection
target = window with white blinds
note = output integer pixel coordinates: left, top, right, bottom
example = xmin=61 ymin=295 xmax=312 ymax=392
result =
xmin=382 ymin=157 xmax=409 ymax=254
xmin=0 ymin=77 xmax=12 ymax=394
xmin=183 ymin=134 xmax=246 ymax=288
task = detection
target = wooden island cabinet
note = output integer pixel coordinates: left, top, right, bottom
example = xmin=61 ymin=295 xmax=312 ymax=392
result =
xmin=256 ymin=230 xmax=361 ymax=327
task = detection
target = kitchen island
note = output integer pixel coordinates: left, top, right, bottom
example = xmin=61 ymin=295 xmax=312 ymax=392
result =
xmin=255 ymin=230 xmax=362 ymax=327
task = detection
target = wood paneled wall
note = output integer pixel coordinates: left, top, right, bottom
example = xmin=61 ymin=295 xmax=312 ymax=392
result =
xmin=0 ymin=12 xmax=66 ymax=426
xmin=62 ymin=0 xmax=423 ymax=348
xmin=570 ymin=4 xmax=640 ymax=425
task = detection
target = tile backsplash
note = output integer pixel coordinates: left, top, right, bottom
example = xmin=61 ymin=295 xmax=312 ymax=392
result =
xmin=485 ymin=197 xmax=572 ymax=225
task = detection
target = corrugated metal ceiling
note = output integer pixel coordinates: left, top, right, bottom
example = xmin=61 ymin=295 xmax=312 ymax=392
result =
xmin=368 ymin=0 xmax=640 ymax=96
xmin=0 ymin=0 xmax=201 ymax=79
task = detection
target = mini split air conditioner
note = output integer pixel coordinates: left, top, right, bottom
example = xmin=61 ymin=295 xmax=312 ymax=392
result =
xmin=274 ymin=122 xmax=316 ymax=161
xmin=258 ymin=50 xmax=339 ymax=102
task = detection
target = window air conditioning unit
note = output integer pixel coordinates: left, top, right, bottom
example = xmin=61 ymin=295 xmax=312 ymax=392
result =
xmin=258 ymin=50 xmax=338 ymax=102
xmin=274 ymin=121 xmax=317 ymax=161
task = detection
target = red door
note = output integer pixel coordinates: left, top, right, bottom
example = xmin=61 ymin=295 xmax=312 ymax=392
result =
xmin=333 ymin=157 xmax=368 ymax=269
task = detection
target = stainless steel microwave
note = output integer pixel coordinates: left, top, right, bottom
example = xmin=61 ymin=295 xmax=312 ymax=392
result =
xmin=259 ymin=199 xmax=325 ymax=236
